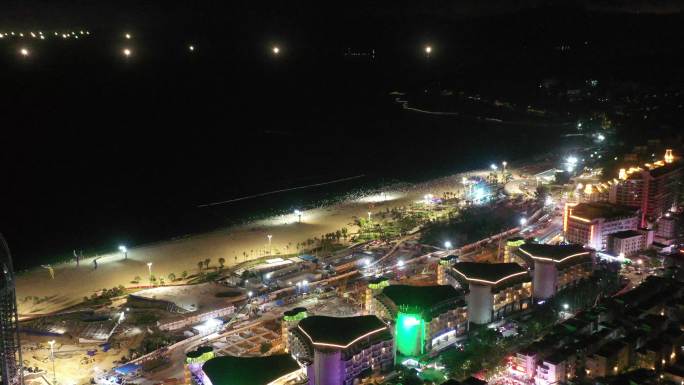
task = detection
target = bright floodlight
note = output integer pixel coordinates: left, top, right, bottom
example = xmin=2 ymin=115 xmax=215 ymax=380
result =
xmin=520 ymin=218 xmax=528 ymax=226
xmin=19 ymin=48 xmax=29 ymax=57
xmin=122 ymin=48 xmax=132 ymax=57
xmin=444 ymin=241 xmax=452 ymax=249
xmin=272 ymin=46 xmax=280 ymax=54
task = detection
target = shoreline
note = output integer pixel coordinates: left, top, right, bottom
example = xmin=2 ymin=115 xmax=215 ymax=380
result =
xmin=13 ymin=165 xmax=525 ymax=316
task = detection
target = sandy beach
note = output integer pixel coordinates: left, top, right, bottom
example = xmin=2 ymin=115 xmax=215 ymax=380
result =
xmin=15 ymin=169 xmax=490 ymax=316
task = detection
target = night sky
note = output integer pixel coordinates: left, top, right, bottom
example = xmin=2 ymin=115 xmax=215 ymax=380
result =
xmin=2 ymin=0 xmax=684 ymax=268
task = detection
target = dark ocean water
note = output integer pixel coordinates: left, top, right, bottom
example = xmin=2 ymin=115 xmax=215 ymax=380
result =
xmin=2 ymin=5 xmax=683 ymax=269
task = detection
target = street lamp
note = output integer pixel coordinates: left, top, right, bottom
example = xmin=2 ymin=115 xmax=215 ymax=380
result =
xmin=294 ymin=209 xmax=302 ymax=223
xmin=118 ymin=245 xmax=128 ymax=260
xmin=267 ymin=234 xmax=273 ymax=255
xmin=563 ymin=303 xmax=569 ymax=310
xmin=146 ymin=262 xmax=152 ymax=279
xmin=19 ymin=48 xmax=30 ymax=57
xmin=444 ymin=241 xmax=452 ymax=249
xmin=188 ymin=45 xmax=195 ymax=52
xmin=122 ymin=48 xmax=132 ymax=57
xmin=48 ymin=340 xmax=56 ymax=385
xmin=502 ymin=161 xmax=507 ymax=172
xmin=425 ymin=45 xmax=432 ymax=56
xmin=125 ymin=33 xmax=132 ymax=39
xmin=490 ymin=163 xmax=498 ymax=171
xmin=272 ymin=46 xmax=280 ymax=55
xmin=520 ymin=218 xmax=528 ymax=226
xmin=247 ymin=291 xmax=253 ymax=298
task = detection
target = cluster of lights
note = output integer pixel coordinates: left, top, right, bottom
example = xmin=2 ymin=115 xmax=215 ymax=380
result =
xmin=0 ymin=30 xmax=91 ymax=40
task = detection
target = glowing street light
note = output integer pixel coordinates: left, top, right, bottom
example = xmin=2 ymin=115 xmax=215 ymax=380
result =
xmin=502 ymin=161 xmax=508 ymax=172
xmin=48 ymin=340 xmax=57 ymax=385
xmin=272 ymin=46 xmax=280 ymax=55
xmin=425 ymin=45 xmax=432 ymax=56
xmin=125 ymin=33 xmax=132 ymax=39
xmin=188 ymin=45 xmax=195 ymax=52
xmin=19 ymin=48 xmax=29 ymax=57
xmin=520 ymin=218 xmax=528 ymax=226
xmin=247 ymin=291 xmax=253 ymax=298
xmin=118 ymin=245 xmax=128 ymax=259
xmin=444 ymin=241 xmax=452 ymax=249
xmin=490 ymin=164 xmax=498 ymax=171
xmin=397 ymin=260 xmax=404 ymax=268
xmin=267 ymin=234 xmax=273 ymax=255
xmin=563 ymin=303 xmax=569 ymax=310
xmin=122 ymin=48 xmax=132 ymax=57
xmin=294 ymin=209 xmax=302 ymax=223
xmin=146 ymin=262 xmax=153 ymax=279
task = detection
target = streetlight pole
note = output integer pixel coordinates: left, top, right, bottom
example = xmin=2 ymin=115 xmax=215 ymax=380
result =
xmin=119 ymin=245 xmax=127 ymax=260
xmin=267 ymin=235 xmax=273 ymax=255
xmin=294 ymin=210 xmax=302 ymax=223
xmin=49 ymin=340 xmax=56 ymax=385
xmin=146 ymin=262 xmax=152 ymax=283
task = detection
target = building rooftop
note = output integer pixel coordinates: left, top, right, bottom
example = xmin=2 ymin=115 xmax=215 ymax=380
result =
xmin=571 ymin=202 xmax=639 ymax=221
xmin=202 ymin=355 xmax=301 ymax=385
xmin=611 ymin=230 xmax=644 ymax=239
xmin=381 ymin=285 xmax=463 ymax=311
xmin=297 ymin=315 xmax=390 ymax=348
xmin=518 ymin=243 xmax=589 ymax=263
xmin=451 ymin=262 xmax=528 ymax=286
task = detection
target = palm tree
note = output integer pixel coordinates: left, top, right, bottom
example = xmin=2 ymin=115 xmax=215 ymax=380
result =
xmin=204 ymin=258 xmax=211 ymax=269
xmin=168 ymin=273 xmax=176 ymax=282
xmin=181 ymin=271 xmax=188 ymax=279
xmin=197 ymin=261 xmax=204 ymax=272
xmin=218 ymin=257 xmax=226 ymax=269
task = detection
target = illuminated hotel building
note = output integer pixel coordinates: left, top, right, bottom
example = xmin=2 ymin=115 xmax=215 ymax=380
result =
xmin=371 ymin=285 xmax=467 ymax=356
xmin=297 ymin=315 xmax=394 ymax=385
xmin=517 ymin=244 xmax=593 ymax=300
xmin=449 ymin=262 xmax=532 ymax=325
xmin=609 ymin=150 xmax=682 ymax=227
xmin=437 ymin=255 xmax=458 ymax=285
xmin=564 ymin=202 xmax=640 ymax=251
xmin=200 ymin=354 xmax=307 ymax=385
xmin=282 ymin=307 xmax=309 ymax=355
xmin=364 ymin=278 xmax=390 ymax=314
xmin=504 ymin=237 xmax=526 ymax=264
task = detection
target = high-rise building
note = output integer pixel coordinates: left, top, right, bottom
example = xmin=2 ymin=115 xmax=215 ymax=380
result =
xmin=517 ymin=244 xmax=593 ymax=300
xmin=564 ymin=202 xmax=640 ymax=251
xmin=448 ymin=262 xmax=532 ymax=324
xmin=1 ymin=234 xmax=23 ymax=385
xmin=297 ymin=315 xmax=394 ymax=385
xmin=370 ymin=285 xmax=467 ymax=355
xmin=610 ymin=150 xmax=682 ymax=227
xmin=282 ymin=307 xmax=308 ymax=355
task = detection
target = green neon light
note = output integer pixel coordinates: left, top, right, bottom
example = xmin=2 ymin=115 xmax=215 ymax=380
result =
xmin=283 ymin=311 xmax=308 ymax=322
xmin=396 ymin=311 xmax=425 ymax=357
xmin=369 ymin=280 xmax=389 ymax=290
xmin=507 ymin=239 xmax=525 ymax=247
xmin=185 ymin=350 xmax=215 ymax=365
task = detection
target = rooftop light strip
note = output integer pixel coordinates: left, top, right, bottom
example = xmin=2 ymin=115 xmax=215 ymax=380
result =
xmin=297 ymin=325 xmax=388 ymax=349
xmin=450 ymin=268 xmax=528 ymax=286
xmin=518 ymin=249 xmax=590 ymax=263
xmin=569 ymin=215 xmax=591 ymax=223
